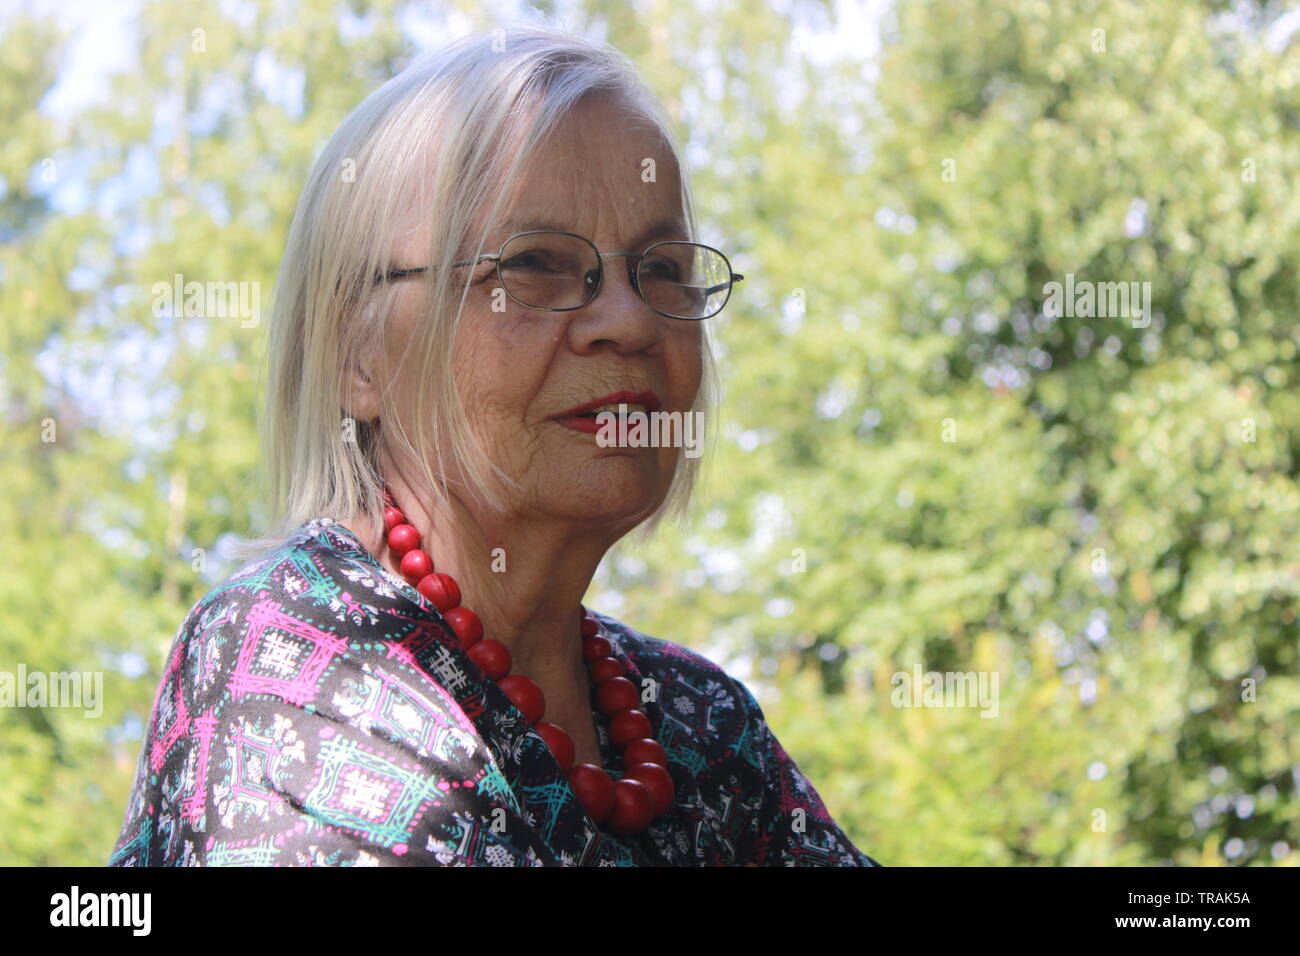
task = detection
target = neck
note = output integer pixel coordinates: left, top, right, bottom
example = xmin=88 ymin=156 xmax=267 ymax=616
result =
xmin=350 ymin=473 xmax=613 ymax=696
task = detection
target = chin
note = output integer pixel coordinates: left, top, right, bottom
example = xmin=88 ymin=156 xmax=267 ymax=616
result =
xmin=541 ymin=460 xmax=669 ymax=525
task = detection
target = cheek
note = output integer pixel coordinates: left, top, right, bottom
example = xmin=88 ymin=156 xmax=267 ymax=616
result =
xmin=454 ymin=308 xmax=555 ymax=429
xmin=669 ymin=328 xmax=705 ymax=403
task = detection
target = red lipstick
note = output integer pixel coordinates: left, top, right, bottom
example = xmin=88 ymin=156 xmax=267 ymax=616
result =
xmin=553 ymin=390 xmax=661 ymax=435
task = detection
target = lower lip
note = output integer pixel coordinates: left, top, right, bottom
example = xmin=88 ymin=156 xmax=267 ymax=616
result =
xmin=555 ymin=415 xmax=606 ymax=434
xmin=554 ymin=412 xmax=647 ymax=435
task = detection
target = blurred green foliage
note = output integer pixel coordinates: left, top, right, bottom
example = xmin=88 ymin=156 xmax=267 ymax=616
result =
xmin=1 ymin=0 xmax=1295 ymax=865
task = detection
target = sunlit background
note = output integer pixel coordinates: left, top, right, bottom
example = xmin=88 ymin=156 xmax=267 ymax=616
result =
xmin=2 ymin=0 xmax=1297 ymax=866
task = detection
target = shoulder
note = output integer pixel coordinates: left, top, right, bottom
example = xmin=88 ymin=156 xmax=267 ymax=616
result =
xmin=164 ymin=517 xmax=473 ymax=721
xmin=174 ymin=518 xmax=432 ymax=653
xmin=112 ymin=520 xmax=524 ymax=866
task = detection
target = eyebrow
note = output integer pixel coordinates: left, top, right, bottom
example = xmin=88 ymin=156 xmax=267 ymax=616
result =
xmin=490 ymin=215 xmax=691 ymax=250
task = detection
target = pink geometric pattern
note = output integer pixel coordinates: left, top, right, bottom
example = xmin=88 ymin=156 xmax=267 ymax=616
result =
xmin=149 ymin=643 xmax=191 ymax=775
xmin=229 ymin=600 xmax=351 ymax=706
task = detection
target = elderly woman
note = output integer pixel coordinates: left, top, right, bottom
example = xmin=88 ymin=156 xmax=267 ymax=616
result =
xmin=110 ymin=26 xmax=877 ymax=867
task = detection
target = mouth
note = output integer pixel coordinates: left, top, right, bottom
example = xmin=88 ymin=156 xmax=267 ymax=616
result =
xmin=552 ymin=389 xmax=662 ymax=435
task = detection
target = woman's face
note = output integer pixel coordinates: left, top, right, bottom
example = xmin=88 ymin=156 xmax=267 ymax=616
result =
xmin=385 ymin=97 xmax=703 ymax=530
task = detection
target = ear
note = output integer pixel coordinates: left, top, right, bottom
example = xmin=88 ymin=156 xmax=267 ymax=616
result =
xmin=343 ymin=359 xmax=381 ymax=423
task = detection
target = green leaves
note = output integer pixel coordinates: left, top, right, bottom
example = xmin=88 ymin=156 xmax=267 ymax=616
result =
xmin=3 ymin=0 xmax=1295 ymax=866
xmin=606 ymin=0 xmax=1299 ymax=865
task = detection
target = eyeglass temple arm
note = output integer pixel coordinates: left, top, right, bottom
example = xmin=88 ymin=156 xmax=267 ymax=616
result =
xmin=704 ymin=274 xmax=743 ymax=296
xmin=378 ymin=266 xmax=429 ymax=282
xmin=376 ymin=253 xmax=499 ymax=283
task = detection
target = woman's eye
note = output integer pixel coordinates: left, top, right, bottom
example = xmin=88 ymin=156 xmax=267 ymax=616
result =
xmin=502 ymin=251 xmax=556 ymax=271
xmin=643 ymin=258 xmax=681 ymax=281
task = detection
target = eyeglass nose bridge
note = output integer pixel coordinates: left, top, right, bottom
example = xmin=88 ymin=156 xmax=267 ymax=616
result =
xmin=583 ymin=249 xmax=648 ymax=303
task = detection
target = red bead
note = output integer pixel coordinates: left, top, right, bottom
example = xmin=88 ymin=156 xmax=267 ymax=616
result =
xmin=580 ymin=617 xmax=599 ymax=638
xmin=443 ymin=607 xmax=483 ymax=648
xmin=623 ymin=737 xmax=668 ymax=767
xmin=582 ymin=635 xmax=612 ymax=662
xmin=382 ymin=506 xmax=405 ymax=531
xmin=416 ymin=573 xmax=460 ymax=611
xmin=467 ymin=639 xmax=511 ymax=680
xmin=498 ymin=674 xmax=546 ymax=724
xmin=625 ymin=763 xmax=674 ymax=816
xmin=590 ymin=656 xmax=624 ymax=682
xmin=568 ymin=764 xmax=614 ymax=822
xmin=399 ymin=548 xmax=433 ymax=583
xmin=534 ymin=722 xmax=575 ymax=771
xmin=595 ymin=676 xmax=639 ymax=715
xmin=606 ymin=778 xmax=653 ymax=834
xmin=609 ymin=708 xmax=652 ymax=747
xmin=387 ymin=523 xmax=421 ymax=555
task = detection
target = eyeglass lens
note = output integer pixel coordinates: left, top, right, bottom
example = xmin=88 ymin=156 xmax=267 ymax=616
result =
xmin=496 ymin=232 xmax=732 ymax=319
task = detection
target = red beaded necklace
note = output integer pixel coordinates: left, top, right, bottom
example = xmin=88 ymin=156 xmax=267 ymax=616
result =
xmin=379 ymin=485 xmax=674 ymax=836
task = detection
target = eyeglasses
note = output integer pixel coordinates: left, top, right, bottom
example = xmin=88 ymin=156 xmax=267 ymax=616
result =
xmin=378 ymin=230 xmax=744 ymax=321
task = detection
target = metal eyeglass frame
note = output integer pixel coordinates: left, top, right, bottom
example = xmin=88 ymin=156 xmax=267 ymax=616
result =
xmin=377 ymin=229 xmax=745 ymax=321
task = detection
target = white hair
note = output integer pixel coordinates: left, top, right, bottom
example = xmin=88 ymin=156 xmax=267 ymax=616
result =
xmin=236 ymin=24 xmax=718 ymax=560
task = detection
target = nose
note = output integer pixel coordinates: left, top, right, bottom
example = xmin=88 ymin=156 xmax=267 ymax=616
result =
xmin=568 ymin=254 xmax=663 ymax=355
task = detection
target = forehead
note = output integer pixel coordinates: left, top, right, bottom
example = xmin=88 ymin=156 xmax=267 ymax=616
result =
xmin=484 ymin=98 xmax=687 ymax=248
